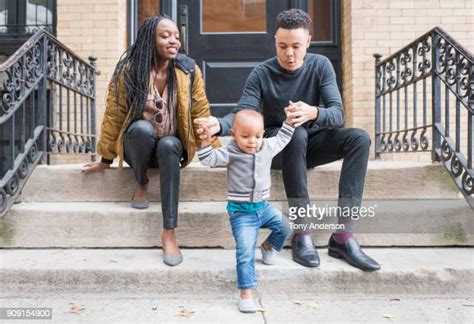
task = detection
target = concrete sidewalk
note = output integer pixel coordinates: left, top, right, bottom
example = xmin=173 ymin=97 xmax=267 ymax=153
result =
xmin=1 ymin=293 xmax=473 ymax=323
xmin=1 ymin=248 xmax=473 ymax=296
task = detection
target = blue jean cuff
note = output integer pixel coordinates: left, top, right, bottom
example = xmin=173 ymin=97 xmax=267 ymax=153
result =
xmin=238 ymin=282 xmax=258 ymax=290
xmin=268 ymin=240 xmax=283 ymax=252
xmin=268 ymin=233 xmax=291 ymax=252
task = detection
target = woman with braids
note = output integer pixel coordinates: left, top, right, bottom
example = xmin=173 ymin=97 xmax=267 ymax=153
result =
xmin=83 ymin=16 xmax=220 ymax=266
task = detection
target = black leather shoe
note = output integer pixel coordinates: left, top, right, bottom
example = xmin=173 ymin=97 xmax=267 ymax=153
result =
xmin=292 ymin=234 xmax=320 ymax=267
xmin=328 ymin=234 xmax=381 ymax=271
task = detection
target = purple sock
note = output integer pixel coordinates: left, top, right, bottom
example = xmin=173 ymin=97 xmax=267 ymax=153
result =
xmin=333 ymin=232 xmax=354 ymax=244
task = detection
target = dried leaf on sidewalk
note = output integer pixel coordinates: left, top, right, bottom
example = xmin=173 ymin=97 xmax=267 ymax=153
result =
xmin=256 ymin=307 xmax=266 ymax=313
xmin=383 ymin=314 xmax=394 ymax=320
xmin=177 ymin=308 xmax=195 ymax=318
xmin=67 ymin=304 xmax=85 ymax=314
xmin=389 ymin=298 xmax=401 ymax=302
xmin=293 ymin=300 xmax=304 ymax=305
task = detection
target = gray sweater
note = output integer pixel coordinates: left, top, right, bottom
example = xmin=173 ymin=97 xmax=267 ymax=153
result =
xmin=197 ymin=122 xmax=295 ymax=203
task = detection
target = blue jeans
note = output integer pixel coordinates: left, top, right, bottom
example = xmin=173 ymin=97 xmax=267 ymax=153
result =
xmin=229 ymin=202 xmax=293 ymax=289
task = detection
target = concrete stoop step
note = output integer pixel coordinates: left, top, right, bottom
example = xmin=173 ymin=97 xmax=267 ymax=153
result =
xmin=1 ymin=201 xmax=473 ymax=248
xmin=2 ymin=160 xmax=471 ymax=248
xmin=21 ymin=161 xmax=461 ymax=202
xmin=1 ymin=248 xmax=473 ymax=297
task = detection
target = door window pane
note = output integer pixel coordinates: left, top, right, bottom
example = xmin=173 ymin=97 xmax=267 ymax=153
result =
xmin=0 ymin=1 xmax=6 ymax=27
xmin=27 ymin=0 xmax=53 ymax=28
xmin=138 ymin=0 xmax=160 ymax=29
xmin=308 ymin=0 xmax=332 ymax=42
xmin=202 ymin=0 xmax=266 ymax=33
xmin=0 ymin=0 xmax=55 ymax=34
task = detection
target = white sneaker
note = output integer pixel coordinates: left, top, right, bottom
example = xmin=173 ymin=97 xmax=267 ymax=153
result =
xmin=261 ymin=244 xmax=276 ymax=265
xmin=238 ymin=297 xmax=257 ymax=313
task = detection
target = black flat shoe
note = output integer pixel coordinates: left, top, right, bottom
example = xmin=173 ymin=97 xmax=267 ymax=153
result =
xmin=328 ymin=234 xmax=381 ymax=271
xmin=292 ymin=234 xmax=320 ymax=267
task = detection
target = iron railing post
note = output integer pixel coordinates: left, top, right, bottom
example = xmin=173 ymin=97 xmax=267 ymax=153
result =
xmin=431 ymin=31 xmax=441 ymax=162
xmin=468 ymin=62 xmax=473 ymax=170
xmin=39 ymin=35 xmax=48 ymax=165
xmin=374 ymin=53 xmax=382 ymax=159
xmin=88 ymin=55 xmax=97 ymax=162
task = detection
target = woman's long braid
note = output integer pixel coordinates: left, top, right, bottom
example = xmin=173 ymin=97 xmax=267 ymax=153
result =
xmin=111 ymin=15 xmax=175 ymax=123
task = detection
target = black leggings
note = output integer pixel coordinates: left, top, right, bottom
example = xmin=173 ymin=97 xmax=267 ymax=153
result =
xmin=124 ymin=120 xmax=183 ymax=229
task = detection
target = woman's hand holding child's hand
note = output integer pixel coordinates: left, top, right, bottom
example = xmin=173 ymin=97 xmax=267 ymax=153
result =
xmin=198 ymin=124 xmax=213 ymax=147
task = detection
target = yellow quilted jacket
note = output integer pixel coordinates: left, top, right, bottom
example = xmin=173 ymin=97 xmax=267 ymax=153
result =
xmin=97 ymin=55 xmax=220 ymax=168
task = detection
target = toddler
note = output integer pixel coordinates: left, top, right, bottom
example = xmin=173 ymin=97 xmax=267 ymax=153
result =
xmin=197 ymin=109 xmax=294 ymax=313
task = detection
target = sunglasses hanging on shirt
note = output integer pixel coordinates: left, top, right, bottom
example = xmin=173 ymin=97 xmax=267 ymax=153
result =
xmin=153 ymin=83 xmax=167 ymax=124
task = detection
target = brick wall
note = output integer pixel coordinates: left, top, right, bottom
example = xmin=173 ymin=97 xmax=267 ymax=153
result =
xmin=342 ymin=0 xmax=473 ymax=160
xmin=55 ymin=0 xmax=127 ymax=164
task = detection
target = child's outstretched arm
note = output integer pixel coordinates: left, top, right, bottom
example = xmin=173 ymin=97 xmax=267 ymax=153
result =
xmin=197 ymin=125 xmax=229 ymax=167
xmin=267 ymin=121 xmax=296 ymax=157
xmin=265 ymin=104 xmax=297 ymax=156
xmin=197 ymin=145 xmax=230 ymax=168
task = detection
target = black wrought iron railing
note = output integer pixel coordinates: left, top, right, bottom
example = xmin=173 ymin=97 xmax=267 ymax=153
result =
xmin=374 ymin=27 xmax=473 ymax=207
xmin=0 ymin=29 xmax=97 ymax=216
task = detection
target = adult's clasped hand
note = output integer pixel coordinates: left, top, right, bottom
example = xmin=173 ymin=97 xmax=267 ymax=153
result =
xmin=286 ymin=100 xmax=319 ymax=127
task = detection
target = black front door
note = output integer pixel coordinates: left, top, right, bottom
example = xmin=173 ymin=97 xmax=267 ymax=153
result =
xmin=176 ymin=0 xmax=289 ymax=116
xmin=159 ymin=0 xmax=341 ymax=117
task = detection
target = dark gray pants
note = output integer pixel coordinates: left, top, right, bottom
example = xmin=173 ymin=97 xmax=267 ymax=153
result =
xmin=267 ymin=126 xmax=371 ymax=232
xmin=124 ymin=120 xmax=183 ymax=229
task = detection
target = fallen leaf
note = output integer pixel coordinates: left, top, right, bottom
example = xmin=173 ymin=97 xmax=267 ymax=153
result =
xmin=293 ymin=300 xmax=304 ymax=305
xmin=308 ymin=302 xmax=319 ymax=309
xmin=389 ymin=298 xmax=400 ymax=302
xmin=177 ymin=308 xmax=195 ymax=318
xmin=67 ymin=304 xmax=85 ymax=314
xmin=256 ymin=308 xmax=265 ymax=313
xmin=383 ymin=314 xmax=394 ymax=320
